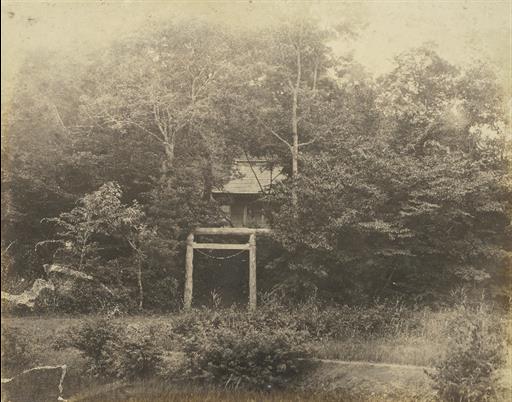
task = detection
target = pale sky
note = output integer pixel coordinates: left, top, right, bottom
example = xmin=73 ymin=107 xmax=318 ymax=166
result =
xmin=1 ymin=1 xmax=511 ymax=96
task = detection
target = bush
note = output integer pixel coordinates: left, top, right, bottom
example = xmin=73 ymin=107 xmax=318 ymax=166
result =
xmin=112 ymin=330 xmax=163 ymax=381
xmin=428 ymin=304 xmax=505 ymax=402
xmin=64 ymin=317 xmax=123 ymax=377
xmin=181 ymin=307 xmax=311 ymax=389
xmin=63 ymin=317 xmax=163 ymax=380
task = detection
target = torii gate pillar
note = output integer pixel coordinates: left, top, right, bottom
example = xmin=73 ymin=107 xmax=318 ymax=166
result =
xmin=183 ymin=228 xmax=271 ymax=311
xmin=248 ymin=233 xmax=257 ymax=310
xmin=184 ymin=233 xmax=194 ymax=310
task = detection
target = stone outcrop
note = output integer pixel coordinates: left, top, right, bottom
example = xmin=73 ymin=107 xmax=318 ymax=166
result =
xmin=1 ymin=279 xmax=54 ymax=310
xmin=44 ymin=264 xmax=114 ymax=299
xmin=44 ymin=264 xmax=94 ymax=281
xmin=2 ymin=264 xmax=113 ymax=312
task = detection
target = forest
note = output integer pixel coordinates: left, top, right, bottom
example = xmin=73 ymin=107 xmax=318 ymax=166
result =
xmin=2 ymin=17 xmax=510 ymax=312
xmin=1 ymin=13 xmax=511 ymax=401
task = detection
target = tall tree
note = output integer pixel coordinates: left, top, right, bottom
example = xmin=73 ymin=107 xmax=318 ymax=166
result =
xmin=80 ymin=21 xmax=239 ymax=188
xmin=230 ymin=17 xmax=359 ymax=214
xmin=377 ymin=44 xmax=508 ymax=155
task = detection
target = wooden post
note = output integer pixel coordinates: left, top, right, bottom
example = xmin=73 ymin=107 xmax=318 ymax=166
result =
xmin=184 ymin=233 xmax=194 ymax=310
xmin=243 ymin=206 xmax=248 ymax=227
xmin=194 ymin=228 xmax=271 ymax=235
xmin=248 ymin=233 xmax=257 ymax=311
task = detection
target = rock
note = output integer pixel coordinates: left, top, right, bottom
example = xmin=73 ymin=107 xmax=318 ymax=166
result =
xmin=43 ymin=264 xmax=115 ymax=310
xmin=44 ymin=264 xmax=95 ymax=298
xmin=44 ymin=264 xmax=113 ymax=295
xmin=1 ymin=279 xmax=54 ymax=311
xmin=43 ymin=264 xmax=93 ymax=281
xmin=2 ymin=264 xmax=115 ymax=313
xmin=1 ymin=365 xmax=67 ymax=402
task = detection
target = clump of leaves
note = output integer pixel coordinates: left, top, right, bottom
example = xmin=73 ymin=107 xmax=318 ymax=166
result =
xmin=111 ymin=330 xmax=163 ymax=381
xmin=63 ymin=317 xmax=123 ymax=377
xmin=180 ymin=306 xmax=312 ymax=389
xmin=39 ymin=181 xmax=157 ymax=311
xmin=62 ymin=317 xmax=163 ymax=380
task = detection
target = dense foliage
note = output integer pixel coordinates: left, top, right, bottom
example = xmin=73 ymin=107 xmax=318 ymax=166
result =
xmin=1 ymin=17 xmax=510 ymax=311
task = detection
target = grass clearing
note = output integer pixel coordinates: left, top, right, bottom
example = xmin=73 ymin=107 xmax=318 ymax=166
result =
xmin=2 ymin=305 xmax=511 ymax=401
xmin=313 ymin=337 xmax=444 ymax=367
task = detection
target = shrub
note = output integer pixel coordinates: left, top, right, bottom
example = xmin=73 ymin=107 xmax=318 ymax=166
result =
xmin=64 ymin=317 xmax=122 ymax=377
xmin=171 ymin=309 xmax=222 ymax=338
xmin=182 ymin=308 xmax=311 ymax=389
xmin=63 ymin=318 xmax=163 ymax=380
xmin=428 ymin=305 xmax=505 ymax=402
xmin=112 ymin=331 xmax=163 ymax=381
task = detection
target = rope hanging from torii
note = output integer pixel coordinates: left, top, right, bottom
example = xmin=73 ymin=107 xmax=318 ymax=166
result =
xmin=194 ymin=248 xmax=247 ymax=260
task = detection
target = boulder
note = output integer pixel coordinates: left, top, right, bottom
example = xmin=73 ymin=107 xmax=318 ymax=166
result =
xmin=43 ymin=264 xmax=94 ymax=281
xmin=44 ymin=264 xmax=94 ymax=297
xmin=1 ymin=279 xmax=54 ymax=311
xmin=2 ymin=264 xmax=115 ymax=313
xmin=44 ymin=264 xmax=113 ymax=295
xmin=1 ymin=365 xmax=67 ymax=402
xmin=43 ymin=264 xmax=115 ymax=312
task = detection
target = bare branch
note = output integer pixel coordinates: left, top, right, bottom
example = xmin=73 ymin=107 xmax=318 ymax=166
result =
xmin=153 ymin=103 xmax=166 ymax=137
xmin=107 ymin=110 xmax=165 ymax=144
xmin=50 ymin=102 xmax=69 ymax=135
xmin=243 ymin=148 xmax=267 ymax=194
xmin=298 ymin=137 xmax=317 ymax=147
xmin=254 ymin=115 xmax=292 ymax=148
xmin=286 ymin=78 xmax=295 ymax=92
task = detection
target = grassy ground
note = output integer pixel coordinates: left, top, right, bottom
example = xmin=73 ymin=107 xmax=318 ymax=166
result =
xmin=312 ymin=309 xmax=459 ymax=367
xmin=2 ymin=308 xmax=511 ymax=401
xmin=1 ymin=310 xmax=452 ymax=368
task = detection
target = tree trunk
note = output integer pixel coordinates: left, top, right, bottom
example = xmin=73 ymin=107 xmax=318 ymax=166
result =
xmin=202 ymin=154 xmax=214 ymax=201
xmin=312 ymin=60 xmax=319 ymax=92
xmin=291 ymin=88 xmax=299 ymax=213
xmin=137 ymin=257 xmax=144 ymax=310
xmin=160 ymin=139 xmax=175 ymax=181
xmin=78 ymin=231 xmax=90 ymax=270
xmin=291 ymin=89 xmax=299 ymax=178
xmin=291 ymin=49 xmax=301 ymax=213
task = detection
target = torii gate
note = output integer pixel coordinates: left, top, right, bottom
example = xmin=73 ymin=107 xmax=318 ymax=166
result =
xmin=184 ymin=227 xmax=272 ymax=311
